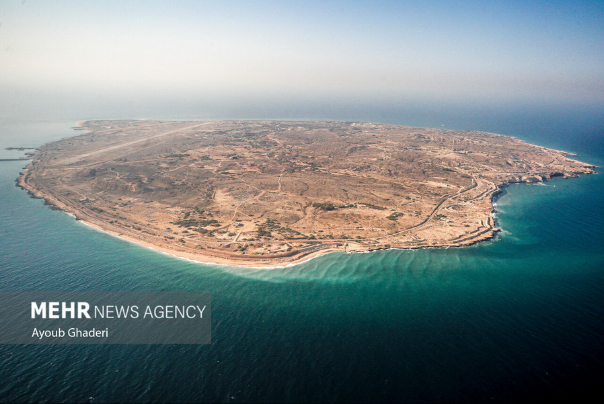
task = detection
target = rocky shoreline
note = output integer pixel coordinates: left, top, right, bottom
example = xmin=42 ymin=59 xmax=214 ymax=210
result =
xmin=17 ymin=164 xmax=594 ymax=268
xmin=15 ymin=119 xmax=596 ymax=268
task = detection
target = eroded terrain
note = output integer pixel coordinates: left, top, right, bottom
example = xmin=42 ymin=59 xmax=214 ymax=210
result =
xmin=18 ymin=120 xmax=595 ymax=266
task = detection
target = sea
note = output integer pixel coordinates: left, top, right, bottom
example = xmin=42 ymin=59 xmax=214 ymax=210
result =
xmin=0 ymin=100 xmax=603 ymax=403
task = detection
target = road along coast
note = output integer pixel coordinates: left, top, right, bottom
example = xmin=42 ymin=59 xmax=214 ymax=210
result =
xmin=17 ymin=120 xmax=596 ymax=268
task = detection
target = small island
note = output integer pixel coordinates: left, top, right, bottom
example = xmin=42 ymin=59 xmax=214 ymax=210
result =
xmin=17 ymin=120 xmax=595 ymax=267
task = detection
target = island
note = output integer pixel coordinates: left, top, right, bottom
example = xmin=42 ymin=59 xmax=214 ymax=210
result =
xmin=17 ymin=120 xmax=595 ymax=267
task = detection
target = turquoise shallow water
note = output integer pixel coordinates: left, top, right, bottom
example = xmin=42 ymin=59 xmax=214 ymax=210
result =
xmin=0 ymin=112 xmax=603 ymax=402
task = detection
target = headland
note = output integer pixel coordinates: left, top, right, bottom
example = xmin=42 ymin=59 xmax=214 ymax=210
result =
xmin=17 ymin=120 xmax=596 ymax=267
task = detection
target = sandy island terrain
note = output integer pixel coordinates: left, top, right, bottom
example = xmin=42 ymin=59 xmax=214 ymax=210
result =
xmin=17 ymin=120 xmax=595 ymax=267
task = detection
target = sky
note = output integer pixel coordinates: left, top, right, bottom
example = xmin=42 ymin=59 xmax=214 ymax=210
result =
xmin=1 ymin=0 xmax=603 ymax=118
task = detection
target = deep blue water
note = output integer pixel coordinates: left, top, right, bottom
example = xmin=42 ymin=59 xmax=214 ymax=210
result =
xmin=0 ymin=105 xmax=603 ymax=403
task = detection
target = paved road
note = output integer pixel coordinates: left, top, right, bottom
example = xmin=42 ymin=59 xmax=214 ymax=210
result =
xmin=57 ymin=122 xmax=213 ymax=165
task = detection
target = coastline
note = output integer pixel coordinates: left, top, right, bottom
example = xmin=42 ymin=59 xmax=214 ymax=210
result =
xmin=16 ymin=120 xmax=596 ymax=269
xmin=16 ymin=167 xmax=347 ymax=268
xmin=16 ymin=168 xmax=513 ymax=268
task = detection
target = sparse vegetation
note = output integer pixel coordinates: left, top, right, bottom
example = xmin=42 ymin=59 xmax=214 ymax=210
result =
xmin=361 ymin=203 xmax=387 ymax=210
xmin=166 ymin=153 xmax=190 ymax=158
xmin=386 ymin=212 xmax=404 ymax=220
xmin=26 ymin=119 xmax=594 ymax=263
xmin=313 ymin=202 xmax=336 ymax=211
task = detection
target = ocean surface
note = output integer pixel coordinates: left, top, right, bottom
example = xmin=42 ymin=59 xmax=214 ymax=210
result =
xmin=1 ymin=104 xmax=603 ymax=403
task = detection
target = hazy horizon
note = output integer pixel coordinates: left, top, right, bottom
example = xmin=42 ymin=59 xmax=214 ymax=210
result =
xmin=1 ymin=1 xmax=603 ymax=121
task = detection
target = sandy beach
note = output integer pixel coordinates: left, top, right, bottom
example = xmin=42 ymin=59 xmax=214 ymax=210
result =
xmin=16 ymin=119 xmax=595 ymax=268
